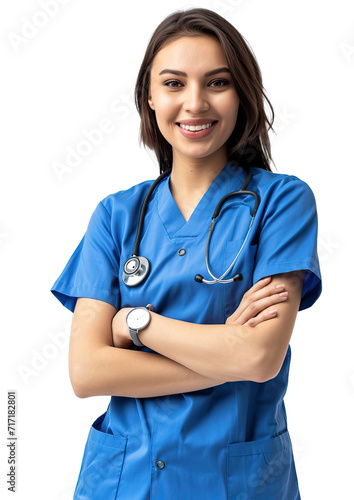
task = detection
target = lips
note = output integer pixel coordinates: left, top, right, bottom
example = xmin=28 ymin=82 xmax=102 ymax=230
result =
xmin=179 ymin=122 xmax=216 ymax=131
xmin=177 ymin=119 xmax=218 ymax=126
xmin=176 ymin=120 xmax=218 ymax=138
xmin=176 ymin=119 xmax=218 ymax=133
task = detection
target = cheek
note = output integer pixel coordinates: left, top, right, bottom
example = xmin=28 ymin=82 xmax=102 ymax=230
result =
xmin=223 ymin=99 xmax=240 ymax=130
xmin=154 ymin=104 xmax=177 ymax=144
xmin=154 ymin=95 xmax=178 ymax=125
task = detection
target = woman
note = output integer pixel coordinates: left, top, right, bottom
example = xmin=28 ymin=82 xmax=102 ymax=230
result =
xmin=51 ymin=8 xmax=321 ymax=499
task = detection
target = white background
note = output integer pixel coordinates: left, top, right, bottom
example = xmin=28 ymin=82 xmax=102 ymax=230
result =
xmin=1 ymin=0 xmax=353 ymax=498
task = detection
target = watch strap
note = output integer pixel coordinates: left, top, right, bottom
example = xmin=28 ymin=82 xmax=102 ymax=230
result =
xmin=129 ymin=327 xmax=145 ymax=348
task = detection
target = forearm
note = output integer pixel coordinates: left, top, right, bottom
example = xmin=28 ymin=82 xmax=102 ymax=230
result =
xmin=72 ymin=346 xmax=229 ymax=399
xmin=132 ymin=273 xmax=303 ymax=383
xmin=137 ymin=313 xmax=261 ymax=382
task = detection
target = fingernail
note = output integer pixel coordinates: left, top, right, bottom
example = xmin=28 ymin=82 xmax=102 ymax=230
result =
xmin=276 ymin=284 xmax=285 ymax=289
xmin=268 ymin=310 xmax=277 ymax=316
xmin=279 ymin=292 xmax=288 ymax=297
xmin=261 ymin=276 xmax=271 ymax=281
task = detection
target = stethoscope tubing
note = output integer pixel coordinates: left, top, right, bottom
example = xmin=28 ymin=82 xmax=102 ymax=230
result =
xmin=204 ymin=215 xmax=255 ymax=284
xmin=123 ymin=164 xmax=260 ymax=286
xmin=132 ymin=168 xmax=171 ymax=257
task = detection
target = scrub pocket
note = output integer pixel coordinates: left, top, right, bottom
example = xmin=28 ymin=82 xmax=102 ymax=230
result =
xmin=74 ymin=413 xmax=127 ymax=500
xmin=227 ymin=430 xmax=299 ymax=499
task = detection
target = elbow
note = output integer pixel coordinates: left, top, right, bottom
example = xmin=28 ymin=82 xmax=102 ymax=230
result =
xmin=225 ymin=351 xmax=266 ymax=383
xmin=224 ymin=328 xmax=281 ymax=383
xmin=223 ymin=325 xmax=267 ymax=383
xmin=253 ymin=367 xmax=279 ymax=384
xmin=71 ymin=380 xmax=90 ymax=399
xmin=69 ymin=359 xmax=92 ymax=399
xmin=69 ymin=345 xmax=116 ymax=398
xmin=231 ymin=362 xmax=278 ymax=384
xmin=253 ymin=351 xmax=283 ymax=384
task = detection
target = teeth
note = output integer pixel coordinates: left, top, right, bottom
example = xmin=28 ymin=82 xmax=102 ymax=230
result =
xmin=179 ymin=122 xmax=214 ymax=131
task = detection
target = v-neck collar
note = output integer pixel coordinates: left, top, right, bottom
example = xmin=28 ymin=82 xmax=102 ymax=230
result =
xmin=157 ymin=161 xmax=248 ymax=239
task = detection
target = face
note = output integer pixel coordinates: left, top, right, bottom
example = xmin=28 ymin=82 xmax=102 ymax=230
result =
xmin=148 ymin=35 xmax=240 ymax=165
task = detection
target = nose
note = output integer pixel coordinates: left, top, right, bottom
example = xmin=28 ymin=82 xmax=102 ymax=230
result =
xmin=182 ymin=83 xmax=209 ymax=113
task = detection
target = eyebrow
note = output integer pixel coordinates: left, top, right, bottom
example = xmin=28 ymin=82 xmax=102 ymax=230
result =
xmin=158 ymin=67 xmax=230 ymax=77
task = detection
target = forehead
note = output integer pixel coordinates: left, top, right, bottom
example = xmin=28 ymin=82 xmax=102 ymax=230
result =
xmin=151 ymin=35 xmax=228 ymax=72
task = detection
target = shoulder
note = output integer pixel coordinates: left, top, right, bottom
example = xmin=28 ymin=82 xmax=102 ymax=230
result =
xmin=250 ymin=167 xmax=317 ymax=205
xmin=96 ymin=179 xmax=155 ymax=217
xmin=82 ymin=179 xmax=155 ymax=234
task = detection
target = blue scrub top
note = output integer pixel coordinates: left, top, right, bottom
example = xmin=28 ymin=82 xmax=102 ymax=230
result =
xmin=51 ymin=161 xmax=321 ymax=499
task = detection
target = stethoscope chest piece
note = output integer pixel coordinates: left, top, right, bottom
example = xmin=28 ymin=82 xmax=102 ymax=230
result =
xmin=122 ymin=256 xmax=150 ymax=287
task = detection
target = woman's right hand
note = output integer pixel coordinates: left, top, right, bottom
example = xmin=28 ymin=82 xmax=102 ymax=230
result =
xmin=225 ymin=276 xmax=288 ymax=327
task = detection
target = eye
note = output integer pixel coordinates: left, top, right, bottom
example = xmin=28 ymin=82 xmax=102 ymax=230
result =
xmin=209 ymin=78 xmax=230 ymax=88
xmin=163 ymin=79 xmax=183 ymax=88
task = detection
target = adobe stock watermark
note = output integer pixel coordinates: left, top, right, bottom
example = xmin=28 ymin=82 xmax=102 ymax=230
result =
xmin=7 ymin=0 xmax=71 ymax=54
xmin=52 ymin=93 xmax=135 ymax=182
xmin=272 ymin=106 xmax=296 ymax=135
xmin=317 ymin=233 xmax=340 ymax=263
xmin=0 ymin=233 xmax=8 ymax=246
xmin=7 ymin=0 xmax=72 ymax=54
xmin=339 ymin=41 xmax=354 ymax=64
xmin=291 ymin=438 xmax=307 ymax=461
xmin=17 ymin=321 xmax=71 ymax=386
xmin=212 ymin=0 xmax=246 ymax=15
xmin=246 ymin=437 xmax=305 ymax=497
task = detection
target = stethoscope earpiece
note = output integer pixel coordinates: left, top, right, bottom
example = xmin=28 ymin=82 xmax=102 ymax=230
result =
xmin=194 ymin=272 xmax=244 ymax=285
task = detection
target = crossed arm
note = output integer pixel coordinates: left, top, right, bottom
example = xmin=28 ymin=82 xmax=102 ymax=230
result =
xmin=69 ymin=272 xmax=305 ymax=399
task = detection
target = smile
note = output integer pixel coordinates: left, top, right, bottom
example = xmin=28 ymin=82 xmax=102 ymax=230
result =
xmin=177 ymin=121 xmax=216 ymax=131
xmin=176 ymin=120 xmax=218 ymax=139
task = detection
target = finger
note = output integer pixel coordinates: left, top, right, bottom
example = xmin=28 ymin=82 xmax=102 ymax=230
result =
xmin=227 ymin=282 xmax=286 ymax=323
xmin=239 ymin=292 xmax=288 ymax=324
xmin=244 ymin=282 xmax=287 ymax=304
xmin=232 ymin=291 xmax=288 ymax=325
xmin=242 ymin=282 xmax=287 ymax=309
xmin=243 ymin=309 xmax=278 ymax=327
xmin=242 ymin=276 xmax=272 ymax=299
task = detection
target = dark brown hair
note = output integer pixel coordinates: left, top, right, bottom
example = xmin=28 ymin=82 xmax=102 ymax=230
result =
xmin=135 ymin=8 xmax=275 ymax=173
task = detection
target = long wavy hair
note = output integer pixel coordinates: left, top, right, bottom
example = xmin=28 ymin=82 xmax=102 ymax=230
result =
xmin=135 ymin=8 xmax=275 ymax=173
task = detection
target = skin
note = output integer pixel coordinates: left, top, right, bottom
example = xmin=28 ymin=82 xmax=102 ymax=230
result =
xmin=148 ymin=35 xmax=240 ymax=221
xmin=69 ymin=35 xmax=305 ymax=398
xmin=70 ymin=275 xmax=303 ymax=398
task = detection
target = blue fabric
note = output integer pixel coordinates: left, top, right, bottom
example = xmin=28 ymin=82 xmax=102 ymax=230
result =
xmin=51 ymin=161 xmax=321 ymax=499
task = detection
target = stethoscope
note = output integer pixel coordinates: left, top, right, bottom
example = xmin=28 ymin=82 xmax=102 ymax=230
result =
xmin=122 ymin=165 xmax=260 ymax=287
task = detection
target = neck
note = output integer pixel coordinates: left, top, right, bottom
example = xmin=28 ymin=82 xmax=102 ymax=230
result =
xmin=168 ymin=149 xmax=230 ymax=222
xmin=170 ymin=149 xmax=229 ymax=199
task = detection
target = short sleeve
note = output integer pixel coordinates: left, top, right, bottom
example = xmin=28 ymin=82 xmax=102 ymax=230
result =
xmin=50 ymin=201 xmax=120 ymax=312
xmin=253 ymin=177 xmax=322 ymax=311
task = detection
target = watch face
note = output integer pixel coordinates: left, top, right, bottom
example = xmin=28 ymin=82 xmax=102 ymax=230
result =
xmin=127 ymin=307 xmax=150 ymax=330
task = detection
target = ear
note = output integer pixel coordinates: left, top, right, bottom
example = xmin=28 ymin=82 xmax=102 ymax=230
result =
xmin=148 ymin=96 xmax=155 ymax=110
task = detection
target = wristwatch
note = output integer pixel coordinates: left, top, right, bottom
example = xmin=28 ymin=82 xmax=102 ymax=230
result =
xmin=126 ymin=307 xmax=151 ymax=347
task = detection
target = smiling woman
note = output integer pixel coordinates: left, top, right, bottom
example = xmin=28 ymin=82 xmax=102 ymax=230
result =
xmin=51 ymin=7 xmax=321 ymax=500
xmin=136 ymin=11 xmax=275 ymax=175
xmin=147 ymin=35 xmax=240 ymax=177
